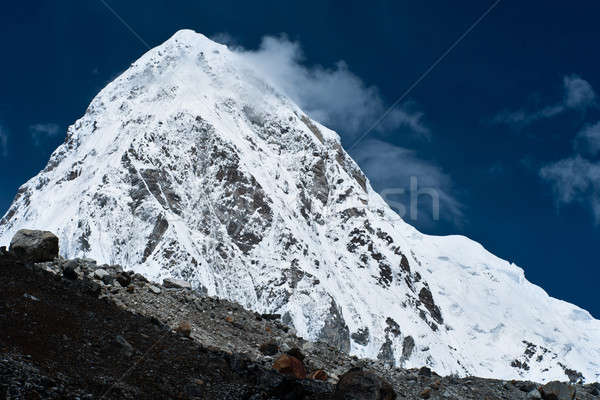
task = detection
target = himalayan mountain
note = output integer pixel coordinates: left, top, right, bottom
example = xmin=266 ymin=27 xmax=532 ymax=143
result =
xmin=1 ymin=29 xmax=598 ymax=383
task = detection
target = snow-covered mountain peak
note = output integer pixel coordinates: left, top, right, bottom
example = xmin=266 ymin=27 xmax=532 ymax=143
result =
xmin=1 ymin=30 xmax=599 ymax=383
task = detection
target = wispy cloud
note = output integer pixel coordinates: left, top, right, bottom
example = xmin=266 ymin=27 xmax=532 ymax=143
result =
xmin=574 ymin=121 xmax=600 ymax=157
xmin=232 ymin=35 xmax=430 ymax=139
xmin=0 ymin=126 xmax=7 ymax=158
xmin=352 ymin=139 xmax=463 ymax=229
xmin=210 ymin=32 xmax=237 ymax=47
xmin=29 ymin=123 xmax=60 ymax=146
xmin=533 ymin=76 xmax=600 ymax=222
xmin=540 ymin=156 xmax=600 ymax=223
xmin=493 ymin=75 xmax=596 ymax=129
xmin=563 ymin=75 xmax=596 ymax=110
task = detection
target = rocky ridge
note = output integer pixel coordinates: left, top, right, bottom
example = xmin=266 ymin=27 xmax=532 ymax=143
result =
xmin=1 ymin=231 xmax=598 ymax=399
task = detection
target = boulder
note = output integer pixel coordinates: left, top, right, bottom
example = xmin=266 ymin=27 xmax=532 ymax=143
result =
xmin=93 ymin=269 xmax=110 ymax=280
xmin=132 ymin=273 xmax=148 ymax=283
xmin=286 ymin=347 xmax=306 ymax=361
xmin=148 ymin=285 xmax=162 ymax=294
xmin=62 ymin=264 xmax=78 ymax=280
xmin=163 ymin=278 xmax=191 ymax=289
xmin=116 ymin=272 xmax=132 ymax=287
xmin=176 ymin=320 xmax=192 ymax=337
xmin=259 ymin=341 xmax=279 ymax=356
xmin=273 ymin=354 xmax=306 ymax=379
xmin=310 ymin=369 xmax=328 ymax=381
xmin=527 ymin=389 xmax=542 ymax=399
xmin=335 ymin=368 xmax=396 ymax=400
xmin=540 ymin=381 xmax=575 ymax=400
xmin=9 ymin=229 xmax=59 ymax=262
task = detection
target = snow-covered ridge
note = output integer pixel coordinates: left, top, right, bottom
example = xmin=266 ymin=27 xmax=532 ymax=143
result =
xmin=1 ymin=29 xmax=598 ymax=383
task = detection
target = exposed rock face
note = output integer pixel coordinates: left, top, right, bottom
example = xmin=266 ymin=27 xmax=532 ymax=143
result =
xmin=351 ymin=327 xmax=370 ymax=346
xmin=9 ymin=229 xmax=58 ymax=262
xmin=318 ymin=298 xmax=351 ymax=354
xmin=377 ymin=338 xmax=395 ymax=367
xmin=401 ymin=336 xmax=415 ymax=364
xmin=1 ymin=30 xmax=600 ymax=383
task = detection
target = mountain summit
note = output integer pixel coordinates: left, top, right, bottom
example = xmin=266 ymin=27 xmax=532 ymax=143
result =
xmin=1 ymin=29 xmax=598 ymax=383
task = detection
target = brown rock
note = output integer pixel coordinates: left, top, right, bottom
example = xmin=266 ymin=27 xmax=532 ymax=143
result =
xmin=176 ymin=320 xmax=192 ymax=337
xmin=273 ymin=354 xmax=306 ymax=379
xmin=225 ymin=315 xmax=234 ymax=323
xmin=310 ymin=369 xmax=328 ymax=381
xmin=420 ymin=387 xmax=431 ymax=399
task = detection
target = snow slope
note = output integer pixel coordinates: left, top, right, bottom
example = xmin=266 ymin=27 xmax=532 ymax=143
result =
xmin=1 ymin=30 xmax=598 ymax=383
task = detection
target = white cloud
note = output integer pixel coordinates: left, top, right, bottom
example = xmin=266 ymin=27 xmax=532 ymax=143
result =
xmin=225 ymin=34 xmax=460 ymax=228
xmin=574 ymin=121 xmax=600 ymax=156
xmin=539 ymin=117 xmax=600 ymax=222
xmin=352 ymin=139 xmax=463 ymax=228
xmin=0 ymin=127 xmax=7 ymax=158
xmin=235 ymin=35 xmax=429 ymax=139
xmin=29 ymin=123 xmax=60 ymax=146
xmin=540 ymin=156 xmax=600 ymax=223
xmin=493 ymin=74 xmax=596 ymax=129
xmin=564 ymin=75 xmax=596 ymax=110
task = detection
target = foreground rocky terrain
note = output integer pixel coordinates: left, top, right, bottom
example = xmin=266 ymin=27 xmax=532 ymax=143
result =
xmin=1 ymin=231 xmax=598 ymax=399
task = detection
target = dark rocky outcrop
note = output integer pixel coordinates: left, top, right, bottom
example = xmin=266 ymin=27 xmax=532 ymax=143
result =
xmin=418 ymin=286 xmax=443 ymax=325
xmin=351 ymin=327 xmax=370 ymax=346
xmin=318 ymin=297 xmax=351 ymax=353
xmin=377 ymin=338 xmax=395 ymax=367
xmin=401 ymin=335 xmax=415 ymax=363
xmin=335 ymin=368 xmax=396 ymax=400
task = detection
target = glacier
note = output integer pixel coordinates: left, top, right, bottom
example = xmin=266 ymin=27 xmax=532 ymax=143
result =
xmin=0 ymin=29 xmax=598 ymax=383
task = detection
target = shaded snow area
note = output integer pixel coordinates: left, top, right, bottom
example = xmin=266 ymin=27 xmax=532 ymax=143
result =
xmin=1 ymin=29 xmax=598 ymax=382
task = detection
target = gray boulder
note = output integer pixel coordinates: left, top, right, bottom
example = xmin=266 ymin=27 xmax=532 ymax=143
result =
xmin=93 ymin=269 xmax=109 ymax=279
xmin=527 ymin=389 xmax=542 ymax=399
xmin=163 ymin=278 xmax=191 ymax=289
xmin=540 ymin=381 xmax=576 ymax=400
xmin=9 ymin=229 xmax=59 ymax=262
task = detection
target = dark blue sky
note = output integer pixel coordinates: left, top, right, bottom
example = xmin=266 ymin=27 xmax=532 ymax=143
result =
xmin=1 ymin=1 xmax=599 ymax=317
